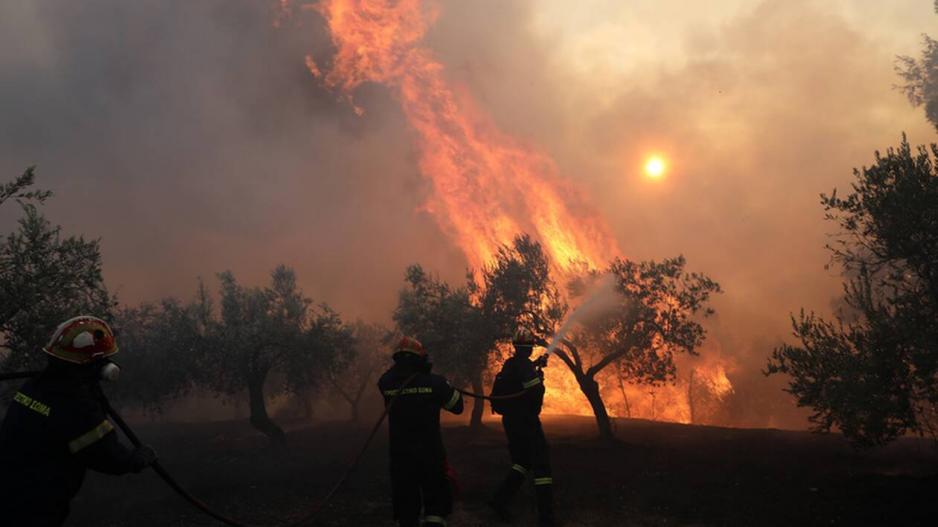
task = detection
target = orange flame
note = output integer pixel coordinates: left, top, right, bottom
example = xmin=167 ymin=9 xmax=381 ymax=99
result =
xmin=310 ymin=0 xmax=618 ymax=276
xmin=309 ymin=0 xmax=734 ymax=424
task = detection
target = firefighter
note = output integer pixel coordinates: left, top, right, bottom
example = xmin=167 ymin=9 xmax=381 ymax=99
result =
xmin=0 ymin=316 xmax=158 ymax=526
xmin=489 ymin=328 xmax=554 ymax=526
xmin=378 ymin=336 xmax=464 ymax=527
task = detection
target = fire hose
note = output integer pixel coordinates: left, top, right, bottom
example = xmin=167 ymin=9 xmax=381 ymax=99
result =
xmin=1 ymin=370 xmax=419 ymax=527
xmin=455 ymin=354 xmax=549 ymax=401
xmin=1 ymin=370 xmax=536 ymax=526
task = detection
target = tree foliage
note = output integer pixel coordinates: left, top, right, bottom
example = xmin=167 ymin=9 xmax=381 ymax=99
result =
xmin=0 ymin=166 xmax=51 ymax=209
xmin=108 ymin=290 xmax=212 ymax=411
xmin=767 ymin=138 xmax=938 ymax=446
xmin=1 ymin=171 xmax=114 ymax=371
xmin=895 ymin=5 xmax=938 ymax=132
xmin=558 ymin=256 xmax=720 ymax=440
xmin=394 ymin=264 xmax=481 ymax=388
xmin=201 ymin=266 xmax=351 ymax=442
xmin=394 ymin=234 xmax=565 ymax=428
xmin=327 ymin=321 xmax=392 ymax=422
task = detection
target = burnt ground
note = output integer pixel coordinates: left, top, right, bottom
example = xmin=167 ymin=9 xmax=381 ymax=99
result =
xmin=66 ymin=415 xmax=938 ymax=527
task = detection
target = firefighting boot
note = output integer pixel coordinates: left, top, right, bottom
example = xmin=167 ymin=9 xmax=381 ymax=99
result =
xmin=488 ymin=465 xmax=526 ymax=521
xmin=535 ymin=477 xmax=555 ymax=527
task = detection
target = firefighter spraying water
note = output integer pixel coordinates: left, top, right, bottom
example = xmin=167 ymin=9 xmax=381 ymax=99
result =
xmin=483 ymin=278 xmax=619 ymax=526
xmin=488 ymin=327 xmax=555 ymax=526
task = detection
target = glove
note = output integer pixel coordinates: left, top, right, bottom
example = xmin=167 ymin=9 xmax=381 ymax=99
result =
xmin=129 ymin=444 xmax=158 ymax=472
xmin=534 ymin=354 xmax=549 ymax=369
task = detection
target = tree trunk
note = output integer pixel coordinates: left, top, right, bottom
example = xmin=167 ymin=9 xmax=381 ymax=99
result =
xmin=617 ymin=374 xmax=631 ymax=418
xmin=248 ymin=375 xmax=285 ymax=444
xmin=687 ymin=369 xmax=697 ymax=425
xmin=470 ymin=375 xmax=485 ymax=430
xmin=577 ymin=374 xmax=614 ymax=442
xmin=301 ymin=386 xmax=316 ymax=421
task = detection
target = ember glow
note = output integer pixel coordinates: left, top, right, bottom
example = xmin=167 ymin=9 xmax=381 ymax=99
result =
xmin=310 ymin=0 xmax=732 ymax=422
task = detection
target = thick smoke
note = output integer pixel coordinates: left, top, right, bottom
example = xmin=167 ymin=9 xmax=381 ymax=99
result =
xmin=0 ymin=0 xmax=934 ymax=428
xmin=0 ymin=0 xmax=465 ymax=320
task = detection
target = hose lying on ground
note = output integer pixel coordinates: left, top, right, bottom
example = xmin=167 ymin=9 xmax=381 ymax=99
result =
xmin=97 ymin=391 xmax=261 ymax=527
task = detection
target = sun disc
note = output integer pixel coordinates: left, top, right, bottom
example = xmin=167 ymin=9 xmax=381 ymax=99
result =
xmin=644 ymin=155 xmax=667 ymax=179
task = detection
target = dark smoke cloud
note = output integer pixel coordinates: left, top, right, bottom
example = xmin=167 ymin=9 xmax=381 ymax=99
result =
xmin=0 ymin=0 xmax=933 ymax=427
xmin=0 ymin=0 xmax=465 ymax=320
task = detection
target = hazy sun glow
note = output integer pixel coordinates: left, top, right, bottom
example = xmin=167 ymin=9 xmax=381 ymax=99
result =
xmin=644 ymin=155 xmax=667 ymax=179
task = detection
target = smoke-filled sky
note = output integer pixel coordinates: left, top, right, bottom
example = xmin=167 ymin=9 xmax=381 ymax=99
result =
xmin=1 ymin=0 xmax=935 ymax=426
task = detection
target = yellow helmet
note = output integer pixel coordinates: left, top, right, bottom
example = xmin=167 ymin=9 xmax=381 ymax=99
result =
xmin=43 ymin=316 xmax=118 ymax=364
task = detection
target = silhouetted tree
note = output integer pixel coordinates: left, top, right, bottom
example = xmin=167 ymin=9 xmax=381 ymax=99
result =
xmin=327 ymin=321 xmax=391 ymax=422
xmin=557 ymin=257 xmax=720 ymax=441
xmin=1 ymin=168 xmax=114 ymax=371
xmin=896 ymin=4 xmax=938 ymax=132
xmin=394 ymin=234 xmax=564 ymax=429
xmin=0 ymin=167 xmax=51 ymax=208
xmin=767 ymin=138 xmax=938 ymax=446
xmin=286 ymin=302 xmax=355 ymax=420
xmin=394 ymin=265 xmax=483 ymax=424
xmin=109 ymin=286 xmax=212 ymax=411
xmin=203 ymin=266 xmax=347 ymax=443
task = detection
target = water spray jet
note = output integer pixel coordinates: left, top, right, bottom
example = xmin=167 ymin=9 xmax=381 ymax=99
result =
xmin=542 ymin=274 xmax=620 ymax=358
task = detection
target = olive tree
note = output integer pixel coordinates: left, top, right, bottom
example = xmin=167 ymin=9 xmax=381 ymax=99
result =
xmin=394 ymin=234 xmax=564 ymax=429
xmin=557 ymin=257 xmax=721 ymax=441
xmin=1 ymin=168 xmax=114 ymax=371
xmin=203 ymin=265 xmax=349 ymax=443
xmin=767 ymin=138 xmax=938 ymax=446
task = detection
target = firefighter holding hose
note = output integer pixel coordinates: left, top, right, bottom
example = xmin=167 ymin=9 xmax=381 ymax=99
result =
xmin=378 ymin=336 xmax=464 ymax=527
xmin=0 ymin=316 xmax=158 ymax=526
xmin=489 ymin=327 xmax=555 ymax=526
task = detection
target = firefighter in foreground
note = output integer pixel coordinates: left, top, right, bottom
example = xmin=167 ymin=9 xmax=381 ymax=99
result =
xmin=489 ymin=328 xmax=554 ymax=526
xmin=378 ymin=336 xmax=465 ymax=527
xmin=0 ymin=316 xmax=158 ymax=526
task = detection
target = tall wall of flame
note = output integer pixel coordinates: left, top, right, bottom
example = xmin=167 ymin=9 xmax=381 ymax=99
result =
xmin=306 ymin=0 xmax=734 ymax=422
xmin=310 ymin=0 xmax=619 ymax=275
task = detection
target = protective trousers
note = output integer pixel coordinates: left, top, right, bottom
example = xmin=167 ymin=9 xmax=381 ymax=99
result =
xmin=492 ymin=414 xmax=554 ymax=524
xmin=390 ymin=453 xmax=452 ymax=526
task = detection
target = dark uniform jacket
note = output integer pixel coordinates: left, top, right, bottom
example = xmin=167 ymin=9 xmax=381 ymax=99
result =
xmin=0 ymin=367 xmax=138 ymax=526
xmin=377 ymin=363 xmax=464 ymax=459
xmin=499 ymin=355 xmax=546 ymax=416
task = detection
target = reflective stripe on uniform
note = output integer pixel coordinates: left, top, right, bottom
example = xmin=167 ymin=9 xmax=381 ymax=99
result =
xmin=443 ymin=390 xmax=461 ymax=410
xmin=521 ymin=377 xmax=542 ymax=389
xmin=511 ymin=464 xmax=528 ymax=475
xmin=423 ymin=515 xmax=447 ymax=526
xmin=68 ymin=420 xmax=115 ymax=453
xmin=534 ymin=477 xmax=553 ymax=486
xmin=383 ymin=387 xmax=433 ymax=397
